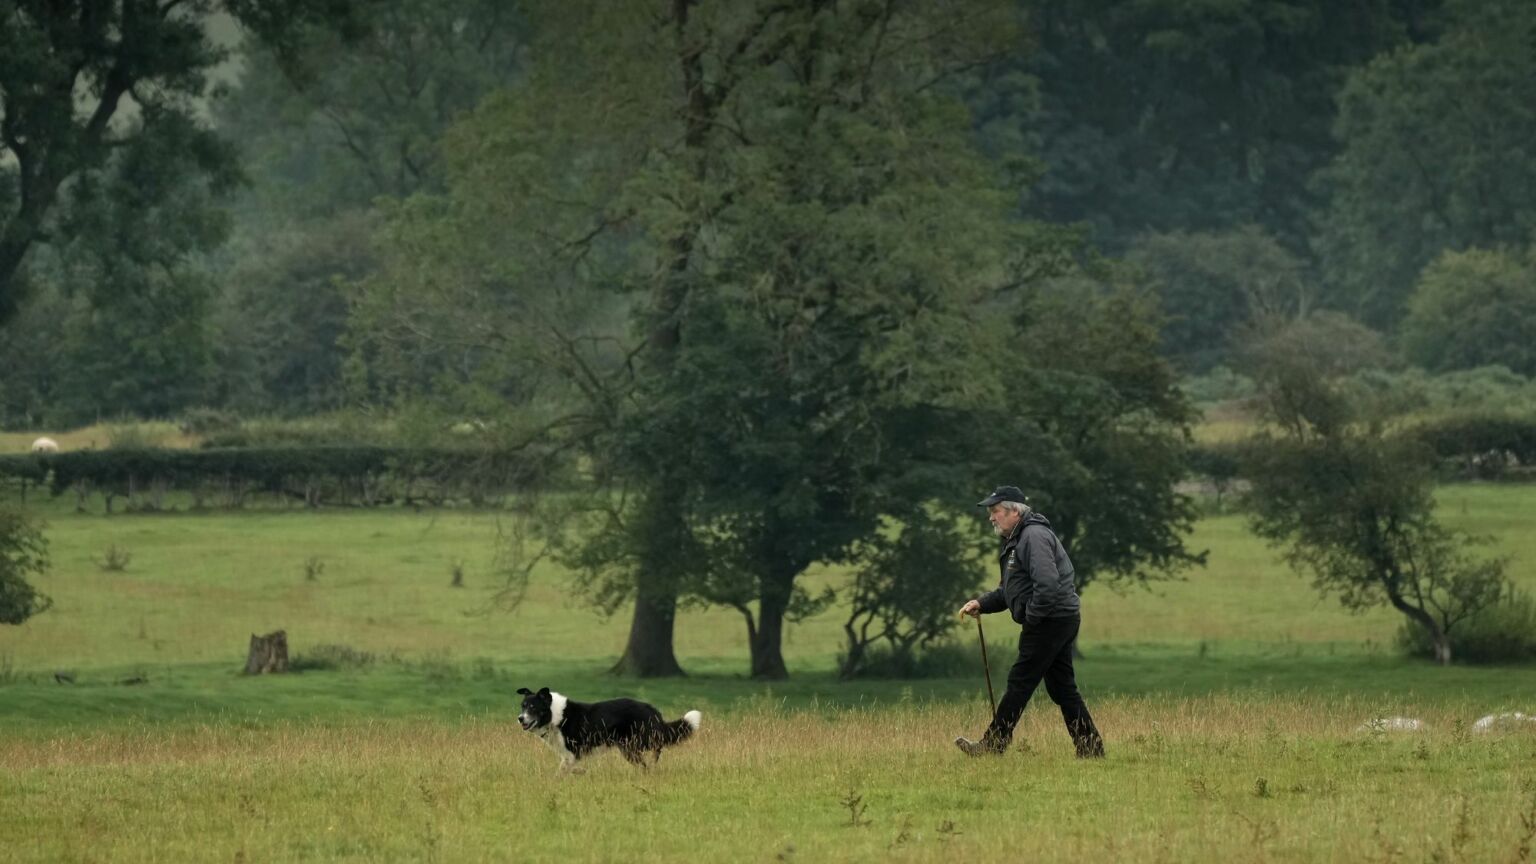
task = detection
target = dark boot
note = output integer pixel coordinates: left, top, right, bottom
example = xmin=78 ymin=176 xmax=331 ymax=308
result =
xmin=1070 ymin=720 xmax=1105 ymax=758
xmin=1074 ymin=734 xmax=1105 ymax=758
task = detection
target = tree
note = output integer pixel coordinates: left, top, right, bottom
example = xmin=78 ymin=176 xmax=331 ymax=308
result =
xmin=0 ymin=279 xmax=66 ymax=428
xmin=188 ymin=0 xmax=526 ymax=417
xmin=983 ymin=0 xmax=1433 ymax=252
xmin=0 ymin=0 xmax=380 ymax=324
xmin=337 ymin=3 xmax=662 ymax=666
xmin=601 ymin=0 xmax=1023 ymax=680
xmin=50 ymin=266 xmax=216 ymax=423
xmin=217 ymin=0 xmax=524 ymax=217
xmin=15 ymin=105 xmax=238 ymax=424
xmin=0 ymin=508 xmax=50 ymax=626
xmin=2 ymin=0 xmax=212 ymax=322
xmin=350 ymin=0 xmax=1024 ymax=677
xmin=1128 ymin=226 xmax=1311 ymax=372
xmin=210 ymin=212 xmax=379 ymax=414
xmin=350 ymin=0 xmax=1206 ymax=681
xmin=1317 ymin=0 xmax=1536 ymax=327
xmin=991 ymin=269 xmax=1207 ymax=596
xmin=1401 ymin=247 xmax=1536 ymax=377
xmin=1240 ymin=314 xmax=1508 ymax=665
xmin=839 ymin=507 xmax=986 ymax=679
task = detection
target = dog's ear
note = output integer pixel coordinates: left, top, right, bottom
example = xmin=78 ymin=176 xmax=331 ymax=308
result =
xmin=516 ymin=687 xmax=532 ymax=696
xmin=537 ymin=687 xmax=550 ymax=697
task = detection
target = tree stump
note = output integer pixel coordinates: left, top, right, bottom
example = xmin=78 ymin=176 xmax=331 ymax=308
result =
xmin=244 ymin=630 xmax=289 ymax=675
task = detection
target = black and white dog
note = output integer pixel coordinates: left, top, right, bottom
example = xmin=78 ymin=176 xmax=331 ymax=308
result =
xmin=516 ymin=686 xmax=702 ymax=772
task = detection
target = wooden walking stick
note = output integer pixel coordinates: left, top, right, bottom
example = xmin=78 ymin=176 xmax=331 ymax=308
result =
xmin=974 ymin=614 xmax=997 ymax=717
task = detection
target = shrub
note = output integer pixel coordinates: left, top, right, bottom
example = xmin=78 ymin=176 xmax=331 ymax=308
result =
xmin=1413 ymin=414 xmax=1536 ymax=464
xmin=1402 ymin=248 xmax=1536 ymax=377
xmin=96 ymin=545 xmax=132 ymax=572
xmin=0 ymin=508 xmax=51 ymax=625
xmin=1397 ymin=588 xmax=1536 ymax=664
xmin=1183 ymin=367 xmax=1257 ymax=405
xmin=178 ymin=408 xmax=242 ymax=437
xmin=290 ymin=644 xmax=377 ymax=672
xmin=837 ymin=640 xmax=989 ymax=679
xmin=838 ymin=510 xmax=982 ymax=679
xmin=0 ymin=446 xmax=554 ymax=511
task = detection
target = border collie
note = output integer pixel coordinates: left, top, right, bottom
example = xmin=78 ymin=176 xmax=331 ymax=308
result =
xmin=516 ymin=687 xmax=702 ymax=773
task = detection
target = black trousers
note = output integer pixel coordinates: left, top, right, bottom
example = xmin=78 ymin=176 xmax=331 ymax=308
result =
xmin=984 ymin=614 xmax=1103 ymax=755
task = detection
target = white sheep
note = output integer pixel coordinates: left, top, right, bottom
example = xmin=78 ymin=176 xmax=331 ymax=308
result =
xmin=30 ymin=437 xmax=59 ymax=453
xmin=1356 ymin=716 xmax=1425 ymax=733
xmin=1472 ymin=712 xmax=1535 ymax=733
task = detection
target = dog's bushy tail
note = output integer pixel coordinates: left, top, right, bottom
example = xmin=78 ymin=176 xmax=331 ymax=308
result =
xmin=657 ymin=709 xmax=702 ymax=746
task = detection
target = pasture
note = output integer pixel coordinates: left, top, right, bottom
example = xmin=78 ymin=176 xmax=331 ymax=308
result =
xmin=1 ymin=484 xmax=1534 ymax=861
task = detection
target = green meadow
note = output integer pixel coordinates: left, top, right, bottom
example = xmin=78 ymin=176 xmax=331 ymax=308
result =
xmin=1 ymin=484 xmax=1534 ymax=861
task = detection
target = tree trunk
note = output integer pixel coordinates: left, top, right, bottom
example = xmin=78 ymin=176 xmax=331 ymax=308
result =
xmin=610 ymin=577 xmax=685 ymax=677
xmin=750 ymin=580 xmax=792 ymax=680
xmin=244 ymin=630 xmax=289 ymax=675
xmin=604 ymin=0 xmax=715 ymax=681
xmin=839 ymin=620 xmax=867 ymax=680
xmin=1386 ymin=590 xmax=1451 ymax=665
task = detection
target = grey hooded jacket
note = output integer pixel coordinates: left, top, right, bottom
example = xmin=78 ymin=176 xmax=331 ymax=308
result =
xmin=974 ymin=513 xmax=1080 ymax=626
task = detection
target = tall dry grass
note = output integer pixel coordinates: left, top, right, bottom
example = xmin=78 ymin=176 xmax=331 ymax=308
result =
xmin=2 ymin=696 xmax=1532 ymax=862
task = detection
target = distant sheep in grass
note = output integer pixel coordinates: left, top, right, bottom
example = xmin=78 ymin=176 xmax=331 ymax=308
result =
xmin=30 ymin=437 xmax=59 ymax=453
xmin=1472 ymin=712 xmax=1535 ymax=733
xmin=1356 ymin=716 xmax=1425 ymax=733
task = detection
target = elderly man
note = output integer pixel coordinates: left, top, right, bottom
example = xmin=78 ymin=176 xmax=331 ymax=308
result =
xmin=955 ymin=485 xmax=1105 ymax=758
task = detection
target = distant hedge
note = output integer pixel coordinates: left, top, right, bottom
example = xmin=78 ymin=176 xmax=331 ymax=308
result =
xmin=1411 ymin=415 xmax=1536 ymax=461
xmin=1409 ymin=414 xmax=1536 ymax=479
xmin=1185 ymin=441 xmax=1243 ymax=484
xmin=1182 ymin=416 xmax=1536 ymax=487
xmin=0 ymin=447 xmax=549 ymax=512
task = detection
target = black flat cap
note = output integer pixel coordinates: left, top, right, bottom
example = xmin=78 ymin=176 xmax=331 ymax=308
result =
xmin=976 ymin=485 xmax=1028 ymax=507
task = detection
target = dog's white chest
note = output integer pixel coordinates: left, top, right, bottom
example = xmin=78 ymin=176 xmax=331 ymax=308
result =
xmin=536 ymin=724 xmax=579 ymax=773
xmin=536 ymin=725 xmax=568 ymax=754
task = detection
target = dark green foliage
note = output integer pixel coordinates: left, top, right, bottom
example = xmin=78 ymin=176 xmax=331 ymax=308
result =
xmin=1411 ymin=414 xmax=1536 ymax=478
xmin=1186 ymin=441 xmax=1246 ymax=512
xmin=1245 ymin=431 xmax=1508 ymax=665
xmin=177 ymin=408 xmax=243 ymax=437
xmin=1186 ymin=443 xmax=1243 ymax=484
xmin=1242 ymin=312 xmax=1393 ymax=436
xmin=0 ymin=446 xmax=549 ymax=511
xmin=838 ymin=511 xmax=987 ymax=680
xmin=1397 ymin=587 xmax=1536 ymax=664
xmin=0 ymin=0 xmax=228 ymax=320
xmin=1402 ymin=248 xmax=1536 ymax=377
xmin=1318 ymin=0 xmax=1536 ymax=327
xmin=1004 ymin=0 xmax=1431 ymax=250
xmin=0 ymin=507 xmax=50 ymax=625
xmin=209 ymin=213 xmax=379 ymax=414
xmin=0 ymin=0 xmax=379 ymax=423
xmin=1355 ymin=366 xmax=1536 ymax=418
xmin=289 ymin=643 xmax=377 ymax=672
xmin=1128 ymin=227 xmax=1310 ymax=372
xmin=350 ymin=0 xmax=1050 ymax=678
xmin=218 ymin=0 xmax=522 ymax=213
xmin=996 ymin=274 xmax=1207 ymax=592
xmin=0 ymin=456 xmax=47 ymax=485
xmin=836 ymin=640 xmax=984 ymax=680
xmin=1240 ymin=316 xmax=1510 ymax=664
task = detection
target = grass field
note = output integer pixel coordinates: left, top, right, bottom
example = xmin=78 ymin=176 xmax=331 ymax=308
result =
xmin=0 ymin=421 xmax=195 ymax=453
xmin=2 ymin=701 xmax=1534 ymax=862
xmin=1 ymin=484 xmax=1534 ymax=861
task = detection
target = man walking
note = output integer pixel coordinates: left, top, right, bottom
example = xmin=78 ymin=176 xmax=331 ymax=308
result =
xmin=956 ymin=485 xmax=1105 ymax=758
